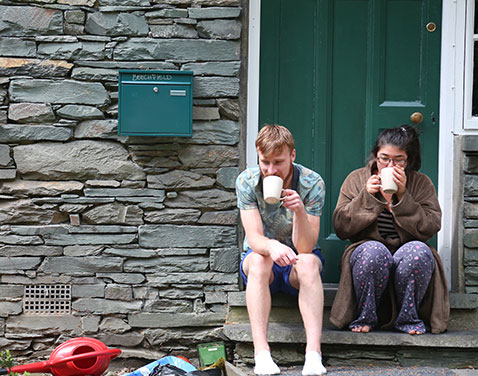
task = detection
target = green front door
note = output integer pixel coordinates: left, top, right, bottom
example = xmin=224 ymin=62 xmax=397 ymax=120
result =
xmin=259 ymin=0 xmax=442 ymax=283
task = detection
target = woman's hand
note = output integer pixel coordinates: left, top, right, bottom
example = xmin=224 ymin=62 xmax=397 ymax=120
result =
xmin=366 ymin=174 xmax=381 ymax=195
xmin=392 ymin=166 xmax=407 ymax=200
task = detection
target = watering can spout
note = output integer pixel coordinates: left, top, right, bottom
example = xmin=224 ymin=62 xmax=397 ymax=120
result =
xmin=2 ymin=338 xmax=121 ymax=376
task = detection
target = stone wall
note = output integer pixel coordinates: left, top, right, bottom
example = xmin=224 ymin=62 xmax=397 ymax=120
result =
xmin=463 ymin=136 xmax=478 ymax=294
xmin=0 ymin=0 xmax=243 ymax=363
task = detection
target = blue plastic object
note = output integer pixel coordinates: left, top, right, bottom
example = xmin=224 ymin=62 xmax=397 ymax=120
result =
xmin=123 ymin=356 xmax=197 ymax=376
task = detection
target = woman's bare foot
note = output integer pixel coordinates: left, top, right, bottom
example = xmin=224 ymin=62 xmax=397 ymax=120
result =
xmin=408 ymin=329 xmax=424 ymax=335
xmin=351 ymin=325 xmax=371 ymax=333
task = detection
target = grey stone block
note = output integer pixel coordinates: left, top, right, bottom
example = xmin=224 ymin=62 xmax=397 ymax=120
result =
xmin=217 ymin=167 xmax=240 ymax=189
xmin=147 ymin=170 xmax=215 ymax=189
xmin=105 ymin=284 xmax=133 ymax=300
xmin=6 ymin=315 xmax=82 ymax=337
xmin=0 ymin=124 xmax=72 ymax=143
xmin=99 ymin=317 xmax=132 ymax=333
xmin=0 ymin=6 xmax=63 ymax=36
xmin=0 ymin=180 xmax=84 ymax=196
xmin=82 ymin=202 xmax=143 ymax=225
xmin=97 ymin=273 xmax=145 ymax=284
xmin=9 ymin=79 xmax=108 ymax=105
xmin=114 ymin=38 xmax=240 ymax=61
xmin=0 ymin=144 xmax=11 ymax=166
xmin=128 ymin=311 xmax=227 ymax=328
xmin=188 ymin=7 xmax=241 ymax=19
xmin=86 ymin=13 xmax=148 ymax=36
xmin=72 ymin=284 xmax=105 ymax=298
xmin=44 ymin=234 xmax=136 ymax=246
xmin=72 ymin=298 xmax=142 ymax=314
xmin=210 ymin=247 xmax=239 ymax=272
xmin=464 ymin=229 xmax=478 ymax=248
xmin=0 ymin=245 xmax=62 ymax=257
xmin=0 ymin=285 xmax=24 ymax=298
xmin=57 ymin=105 xmax=104 ymax=120
xmin=139 ymin=224 xmax=236 ymax=248
xmin=145 ymin=9 xmax=189 ymax=18
xmin=0 ymin=169 xmax=16 ymax=180
xmin=198 ymin=210 xmax=239 ymax=225
xmin=0 ymin=257 xmax=42 ymax=271
xmin=39 ymin=256 xmax=124 ymax=275
xmin=8 ymin=103 xmax=55 ymax=123
xmin=37 ymin=42 xmax=108 ymax=60
xmin=143 ymin=327 xmax=225 ymax=345
xmin=194 ymin=76 xmax=240 ymax=98
xmin=198 ymin=19 xmax=241 ymax=40
xmin=144 ymin=208 xmax=202 ymax=224
xmin=0 ymin=57 xmax=73 ymax=78
xmin=165 ymin=189 xmax=237 ymax=210
xmin=147 ymin=272 xmax=238 ymax=286
xmin=149 ymin=24 xmax=198 ymax=39
xmin=463 ymin=135 xmax=478 ymax=152
xmin=65 ymin=10 xmax=86 ymax=24
xmin=193 ymin=106 xmax=221 ymax=121
xmin=465 ymin=266 xmax=478 ymax=285
xmin=82 ymin=315 xmax=100 ymax=333
xmin=0 ymin=38 xmax=36 ymax=57
xmin=178 ymin=145 xmax=239 ymax=168
xmin=465 ymin=175 xmax=478 ymax=196
xmin=14 ymin=140 xmax=145 ymax=180
xmin=124 ymin=256 xmax=209 ymax=273
xmin=183 ymin=62 xmax=240 ymax=77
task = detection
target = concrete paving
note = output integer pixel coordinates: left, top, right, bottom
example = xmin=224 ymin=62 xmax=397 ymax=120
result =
xmin=231 ymin=365 xmax=478 ymax=376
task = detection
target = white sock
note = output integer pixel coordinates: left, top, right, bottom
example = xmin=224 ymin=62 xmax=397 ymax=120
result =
xmin=254 ymin=350 xmax=280 ymax=375
xmin=302 ymin=351 xmax=327 ymax=375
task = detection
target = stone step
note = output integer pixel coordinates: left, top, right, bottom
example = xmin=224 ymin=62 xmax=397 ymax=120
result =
xmin=224 ymin=323 xmax=478 ymax=348
xmin=224 ymin=287 xmax=478 ymax=368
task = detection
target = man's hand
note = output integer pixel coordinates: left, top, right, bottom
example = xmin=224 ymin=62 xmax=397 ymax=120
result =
xmin=281 ymin=189 xmax=305 ymax=214
xmin=269 ymin=239 xmax=299 ymax=266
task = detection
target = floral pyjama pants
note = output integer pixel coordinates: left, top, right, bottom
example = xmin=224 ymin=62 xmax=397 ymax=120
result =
xmin=349 ymin=240 xmax=435 ymax=333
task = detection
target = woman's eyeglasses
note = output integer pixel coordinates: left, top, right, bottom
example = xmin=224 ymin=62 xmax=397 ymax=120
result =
xmin=377 ymin=156 xmax=407 ymax=166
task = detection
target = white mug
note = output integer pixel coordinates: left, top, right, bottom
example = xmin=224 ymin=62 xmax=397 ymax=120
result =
xmin=263 ymin=175 xmax=283 ymax=205
xmin=381 ymin=167 xmax=398 ymax=194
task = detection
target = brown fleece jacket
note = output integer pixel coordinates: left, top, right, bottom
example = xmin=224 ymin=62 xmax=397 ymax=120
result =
xmin=329 ymin=162 xmax=449 ymax=334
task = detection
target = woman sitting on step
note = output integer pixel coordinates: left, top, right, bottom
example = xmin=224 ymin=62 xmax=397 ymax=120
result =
xmin=329 ymin=125 xmax=449 ymax=335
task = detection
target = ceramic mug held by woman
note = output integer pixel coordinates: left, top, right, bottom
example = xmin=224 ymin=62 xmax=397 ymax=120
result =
xmin=329 ymin=125 xmax=449 ymax=335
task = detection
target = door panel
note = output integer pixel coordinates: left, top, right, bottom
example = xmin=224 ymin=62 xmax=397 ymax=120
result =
xmin=259 ymin=0 xmax=441 ymax=283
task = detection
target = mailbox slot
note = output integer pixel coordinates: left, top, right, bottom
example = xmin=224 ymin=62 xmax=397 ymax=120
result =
xmin=118 ymin=70 xmax=193 ymax=137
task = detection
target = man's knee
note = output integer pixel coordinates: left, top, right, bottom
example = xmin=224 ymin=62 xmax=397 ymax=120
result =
xmin=294 ymin=253 xmax=322 ymax=280
xmin=243 ymin=252 xmax=274 ymax=279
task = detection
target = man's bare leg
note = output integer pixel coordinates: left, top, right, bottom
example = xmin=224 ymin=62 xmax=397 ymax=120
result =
xmin=243 ymin=253 xmax=280 ymax=375
xmin=290 ymin=254 xmax=327 ymax=375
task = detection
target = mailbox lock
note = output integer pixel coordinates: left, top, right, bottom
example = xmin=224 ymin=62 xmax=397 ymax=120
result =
xmin=153 ymin=87 xmax=159 ymax=93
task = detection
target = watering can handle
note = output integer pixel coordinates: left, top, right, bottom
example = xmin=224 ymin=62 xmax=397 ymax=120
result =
xmin=49 ymin=349 xmax=122 ymax=366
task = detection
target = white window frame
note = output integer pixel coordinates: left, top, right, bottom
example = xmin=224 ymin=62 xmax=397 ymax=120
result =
xmin=464 ymin=0 xmax=478 ymax=129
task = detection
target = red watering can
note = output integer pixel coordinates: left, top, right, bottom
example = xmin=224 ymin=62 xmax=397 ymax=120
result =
xmin=0 ymin=337 xmax=121 ymax=376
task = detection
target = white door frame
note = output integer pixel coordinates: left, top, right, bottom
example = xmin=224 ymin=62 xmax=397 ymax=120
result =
xmin=247 ymin=0 xmax=456 ymax=287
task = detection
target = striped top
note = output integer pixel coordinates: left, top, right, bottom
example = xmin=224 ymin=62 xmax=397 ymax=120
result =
xmin=377 ymin=209 xmax=399 ymax=239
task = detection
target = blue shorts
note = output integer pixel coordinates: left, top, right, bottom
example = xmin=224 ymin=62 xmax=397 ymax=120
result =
xmin=240 ymin=248 xmax=325 ymax=296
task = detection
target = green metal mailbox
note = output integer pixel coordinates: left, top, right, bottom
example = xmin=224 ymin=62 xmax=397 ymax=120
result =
xmin=118 ymin=70 xmax=193 ymax=137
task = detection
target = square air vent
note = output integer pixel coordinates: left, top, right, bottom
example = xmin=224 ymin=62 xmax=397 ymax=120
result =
xmin=23 ymin=284 xmax=71 ymax=315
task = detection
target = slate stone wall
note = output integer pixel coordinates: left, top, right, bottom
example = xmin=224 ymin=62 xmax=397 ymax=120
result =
xmin=463 ymin=136 xmax=478 ymax=294
xmin=0 ymin=0 xmax=243 ymax=362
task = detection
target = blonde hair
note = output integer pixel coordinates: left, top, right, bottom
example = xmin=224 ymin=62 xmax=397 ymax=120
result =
xmin=255 ymin=124 xmax=295 ymax=156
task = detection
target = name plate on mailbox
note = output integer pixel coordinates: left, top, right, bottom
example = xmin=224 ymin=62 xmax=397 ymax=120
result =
xmin=118 ymin=70 xmax=193 ymax=137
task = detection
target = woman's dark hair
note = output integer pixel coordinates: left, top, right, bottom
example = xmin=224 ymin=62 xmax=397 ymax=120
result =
xmin=371 ymin=125 xmax=421 ymax=171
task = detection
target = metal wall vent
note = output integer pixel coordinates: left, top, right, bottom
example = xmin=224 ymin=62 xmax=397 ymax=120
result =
xmin=23 ymin=284 xmax=71 ymax=315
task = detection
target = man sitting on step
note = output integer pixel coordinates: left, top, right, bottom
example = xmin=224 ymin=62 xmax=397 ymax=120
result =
xmin=235 ymin=124 xmax=327 ymax=375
